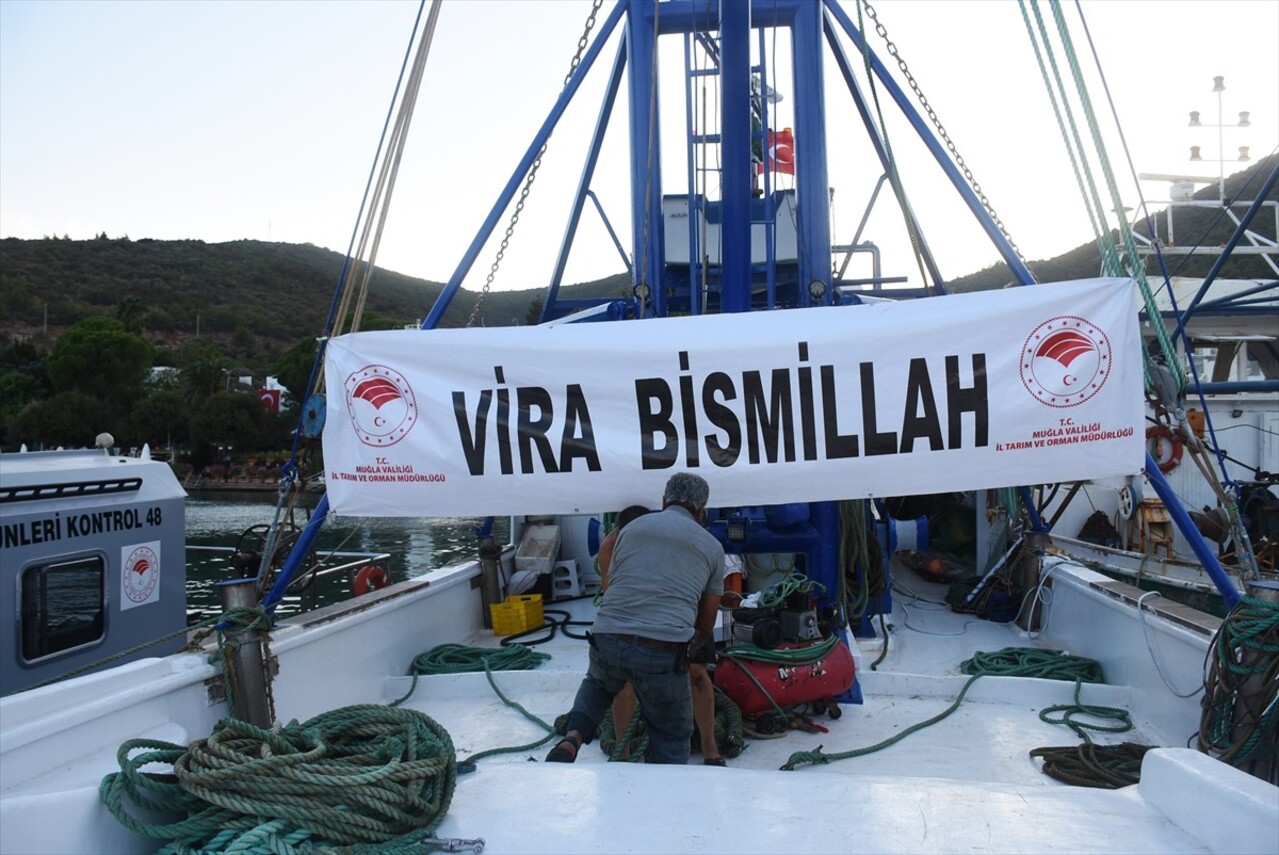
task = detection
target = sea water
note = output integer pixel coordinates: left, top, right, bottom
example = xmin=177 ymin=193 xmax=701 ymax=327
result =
xmin=184 ymin=491 xmax=508 ymax=618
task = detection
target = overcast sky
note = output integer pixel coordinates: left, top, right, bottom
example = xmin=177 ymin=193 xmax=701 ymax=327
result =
xmin=2 ymin=0 xmax=1275 ymax=300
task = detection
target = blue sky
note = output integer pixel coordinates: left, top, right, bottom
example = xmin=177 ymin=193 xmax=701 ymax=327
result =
xmin=2 ymin=0 xmax=1276 ymax=297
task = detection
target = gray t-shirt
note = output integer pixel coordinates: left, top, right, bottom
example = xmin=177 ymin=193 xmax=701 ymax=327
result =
xmin=592 ymin=505 xmax=725 ymax=642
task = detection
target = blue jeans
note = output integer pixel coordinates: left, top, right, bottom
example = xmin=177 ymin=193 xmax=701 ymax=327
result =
xmin=564 ymin=633 xmax=693 ymax=765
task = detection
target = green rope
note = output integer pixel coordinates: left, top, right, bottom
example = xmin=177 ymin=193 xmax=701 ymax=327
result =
xmin=960 ymin=647 xmax=1103 ymax=682
xmin=726 ymin=634 xmax=839 ymax=666
xmin=781 ymin=647 xmax=1104 ymax=770
xmin=391 ymin=643 xmax=550 ymax=706
xmin=597 ymin=699 xmax=649 ymax=762
xmin=391 ymin=644 xmax=558 ymax=766
xmin=1198 ymin=595 xmax=1279 ymax=778
xmin=597 ymin=685 xmax=746 ymax=762
xmin=1021 ymin=0 xmax=1183 ymax=392
xmin=837 ymin=500 xmax=872 ymax=624
xmin=710 ymin=685 xmax=748 ymax=759
xmin=407 ymin=643 xmax=551 ymax=676
xmin=100 ymin=705 xmax=457 ymax=854
xmin=1029 ymin=676 xmax=1152 ymax=789
xmin=1038 ymin=678 xmax=1133 ymax=741
xmin=756 ymin=571 xmax=826 ymax=609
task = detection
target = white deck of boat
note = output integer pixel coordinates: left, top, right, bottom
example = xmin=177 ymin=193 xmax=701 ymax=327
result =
xmin=378 ymin=581 xmax=1274 ymax=854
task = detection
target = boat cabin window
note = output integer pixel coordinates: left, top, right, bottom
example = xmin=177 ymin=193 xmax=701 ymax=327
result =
xmin=20 ymin=555 xmax=106 ymax=662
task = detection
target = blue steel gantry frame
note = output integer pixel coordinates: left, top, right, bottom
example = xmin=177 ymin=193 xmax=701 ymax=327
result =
xmin=267 ymin=0 xmax=1242 ymax=614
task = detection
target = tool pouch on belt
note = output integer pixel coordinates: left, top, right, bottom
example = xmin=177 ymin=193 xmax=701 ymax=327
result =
xmin=673 ymin=635 xmax=693 ymax=675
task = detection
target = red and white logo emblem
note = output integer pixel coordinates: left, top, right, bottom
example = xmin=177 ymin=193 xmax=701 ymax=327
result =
xmin=344 ymin=364 xmax=418 ymax=447
xmin=122 ymin=544 xmax=160 ymax=605
xmin=1020 ymin=316 xmax=1111 ymax=408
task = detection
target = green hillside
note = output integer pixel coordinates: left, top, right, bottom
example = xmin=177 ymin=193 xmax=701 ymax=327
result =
xmin=0 ymin=156 xmax=1272 ymax=457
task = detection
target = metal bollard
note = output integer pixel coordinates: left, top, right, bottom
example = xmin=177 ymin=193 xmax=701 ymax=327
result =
xmin=214 ymin=578 xmax=273 ymax=727
xmin=478 ymin=537 xmax=502 ymax=629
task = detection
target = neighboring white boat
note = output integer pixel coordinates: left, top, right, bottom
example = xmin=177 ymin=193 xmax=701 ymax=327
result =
xmin=2 ymin=2 xmax=1276 ymax=854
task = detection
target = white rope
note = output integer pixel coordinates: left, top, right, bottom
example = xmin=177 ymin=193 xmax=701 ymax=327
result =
xmin=1135 ymin=591 xmax=1205 ymax=699
xmin=336 ymin=0 xmax=442 ymax=344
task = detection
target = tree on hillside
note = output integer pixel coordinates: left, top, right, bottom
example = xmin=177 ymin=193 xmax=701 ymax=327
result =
xmin=131 ymin=389 xmax=189 ymax=450
xmin=273 ymin=337 xmax=320 ymax=406
xmin=189 ymin=391 xmax=272 ymax=464
xmin=0 ymin=372 xmax=45 ymax=449
xmin=46 ymin=316 xmax=153 ymax=399
xmin=115 ymin=295 xmax=145 ymax=333
xmin=272 ymin=309 xmax=399 ymax=407
xmin=526 ymin=296 xmax=544 ymax=326
xmin=176 ymin=341 xmax=232 ymax=401
xmin=8 ymin=391 xmax=114 ymax=449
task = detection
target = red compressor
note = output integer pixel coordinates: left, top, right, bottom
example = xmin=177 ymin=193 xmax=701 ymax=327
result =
xmin=714 ymin=635 xmax=856 ymax=717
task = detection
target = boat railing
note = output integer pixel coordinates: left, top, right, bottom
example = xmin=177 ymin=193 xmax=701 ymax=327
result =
xmin=187 ymin=545 xmax=394 ymax=615
xmin=1126 ymin=194 xmax=1278 ymax=267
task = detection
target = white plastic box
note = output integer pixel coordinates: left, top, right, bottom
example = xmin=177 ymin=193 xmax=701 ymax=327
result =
xmin=514 ymin=524 xmax=561 ymax=575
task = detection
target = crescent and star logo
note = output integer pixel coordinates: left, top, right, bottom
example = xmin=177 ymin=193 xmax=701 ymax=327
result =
xmin=344 ymin=364 xmax=418 ymax=447
xmin=122 ymin=545 xmax=159 ymax=604
xmin=1019 ymin=316 xmax=1111 ymax=408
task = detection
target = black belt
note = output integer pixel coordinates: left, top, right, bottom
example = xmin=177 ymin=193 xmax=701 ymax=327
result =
xmin=613 ymin=633 xmax=681 ymax=652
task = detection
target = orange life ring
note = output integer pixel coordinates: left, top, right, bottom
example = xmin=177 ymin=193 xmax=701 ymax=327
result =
xmin=1146 ymin=426 xmax=1183 ymax=474
xmin=353 ymin=564 xmax=390 ymax=596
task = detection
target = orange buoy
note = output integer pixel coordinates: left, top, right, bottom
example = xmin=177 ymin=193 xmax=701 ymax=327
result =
xmin=1145 ymin=426 xmax=1184 ymax=474
xmin=353 ymin=564 xmax=390 ymax=596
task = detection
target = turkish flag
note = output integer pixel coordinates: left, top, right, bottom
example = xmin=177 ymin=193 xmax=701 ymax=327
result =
xmin=757 ymin=128 xmax=794 ymax=175
xmin=259 ymin=389 xmax=281 ymax=412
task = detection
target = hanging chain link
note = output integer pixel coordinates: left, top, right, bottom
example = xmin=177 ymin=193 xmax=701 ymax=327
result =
xmin=466 ymin=0 xmax=604 ymax=327
xmin=861 ymin=0 xmax=1028 ymax=269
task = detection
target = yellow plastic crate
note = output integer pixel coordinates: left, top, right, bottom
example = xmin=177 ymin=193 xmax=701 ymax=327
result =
xmin=490 ymin=594 xmax=543 ymax=635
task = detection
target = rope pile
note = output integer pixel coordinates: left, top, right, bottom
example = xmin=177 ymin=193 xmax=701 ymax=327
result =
xmin=598 ymin=685 xmax=746 ymax=762
xmin=1198 ymin=594 xmax=1279 ymax=784
xmin=100 ymin=705 xmax=456 ymax=854
xmin=1029 ymin=679 xmax=1148 ymax=789
xmin=959 ymin=647 xmax=1103 ymax=682
xmin=408 ymin=643 xmax=550 ymax=675
xmin=1030 ymin=742 xmax=1151 ymax=789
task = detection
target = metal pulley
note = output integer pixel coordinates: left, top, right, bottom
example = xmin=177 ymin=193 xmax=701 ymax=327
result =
xmin=301 ymin=393 xmax=326 ymax=438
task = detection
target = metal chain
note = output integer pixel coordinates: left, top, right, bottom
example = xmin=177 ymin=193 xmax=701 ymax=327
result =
xmin=466 ymin=0 xmax=604 ymax=327
xmin=861 ymin=0 xmax=1028 ymax=268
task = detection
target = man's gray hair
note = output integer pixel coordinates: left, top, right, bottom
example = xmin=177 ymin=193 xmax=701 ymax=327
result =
xmin=663 ymin=472 xmax=710 ymax=510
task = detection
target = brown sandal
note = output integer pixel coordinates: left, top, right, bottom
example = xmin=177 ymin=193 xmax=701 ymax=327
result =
xmin=703 ymin=756 xmax=727 ymax=767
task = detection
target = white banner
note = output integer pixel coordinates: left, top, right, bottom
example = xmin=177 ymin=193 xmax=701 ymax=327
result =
xmin=322 ymin=278 xmax=1144 ymax=517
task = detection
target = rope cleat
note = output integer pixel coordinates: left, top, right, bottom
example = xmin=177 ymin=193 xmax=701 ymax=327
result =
xmin=419 ymin=837 xmax=486 ymax=853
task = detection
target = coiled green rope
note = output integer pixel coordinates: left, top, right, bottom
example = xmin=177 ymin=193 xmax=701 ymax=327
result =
xmin=598 ymin=685 xmax=746 ymax=762
xmin=100 ymin=705 xmax=457 ymax=854
xmin=960 ymin=647 xmax=1103 ymax=682
xmin=1198 ymin=594 xmax=1279 ymax=781
xmin=407 ymin=642 xmax=551 ymax=676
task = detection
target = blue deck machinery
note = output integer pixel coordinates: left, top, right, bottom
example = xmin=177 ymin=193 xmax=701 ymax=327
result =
xmin=267 ymin=0 xmax=1244 ymax=643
